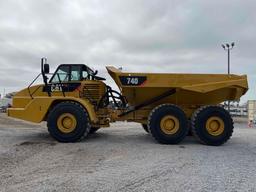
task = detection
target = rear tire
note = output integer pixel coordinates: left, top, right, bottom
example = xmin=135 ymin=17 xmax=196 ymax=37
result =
xmin=142 ymin=124 xmax=149 ymax=133
xmin=191 ymin=105 xmax=234 ymax=146
xmin=148 ymin=104 xmax=189 ymax=144
xmin=47 ymin=101 xmax=91 ymax=142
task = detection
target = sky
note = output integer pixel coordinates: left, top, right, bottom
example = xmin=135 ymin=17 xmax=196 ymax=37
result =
xmin=0 ymin=0 xmax=255 ymax=103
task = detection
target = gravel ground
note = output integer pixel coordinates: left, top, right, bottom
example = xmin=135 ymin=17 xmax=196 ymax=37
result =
xmin=0 ymin=114 xmax=256 ymax=192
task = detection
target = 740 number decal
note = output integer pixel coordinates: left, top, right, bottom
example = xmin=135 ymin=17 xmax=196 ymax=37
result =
xmin=119 ymin=76 xmax=147 ymax=86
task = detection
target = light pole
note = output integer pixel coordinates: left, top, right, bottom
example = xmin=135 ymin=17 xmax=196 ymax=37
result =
xmin=221 ymin=42 xmax=235 ymax=112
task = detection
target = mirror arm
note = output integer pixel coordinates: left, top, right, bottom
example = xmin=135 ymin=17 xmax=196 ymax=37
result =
xmin=41 ymin=57 xmax=51 ymax=96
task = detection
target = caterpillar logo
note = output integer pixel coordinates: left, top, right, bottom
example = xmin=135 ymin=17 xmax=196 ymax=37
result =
xmin=43 ymin=83 xmax=81 ymax=92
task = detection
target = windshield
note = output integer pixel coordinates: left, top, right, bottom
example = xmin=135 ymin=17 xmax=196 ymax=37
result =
xmin=51 ymin=65 xmax=69 ymax=83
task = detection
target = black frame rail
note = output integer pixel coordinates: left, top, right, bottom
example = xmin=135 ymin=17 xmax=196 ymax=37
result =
xmin=118 ymin=89 xmax=176 ymax=117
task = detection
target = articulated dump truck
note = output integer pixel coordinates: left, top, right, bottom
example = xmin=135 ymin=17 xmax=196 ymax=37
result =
xmin=7 ymin=58 xmax=248 ymax=145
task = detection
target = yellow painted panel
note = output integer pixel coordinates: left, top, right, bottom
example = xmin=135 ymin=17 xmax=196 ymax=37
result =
xmin=8 ymin=96 xmax=98 ymax=123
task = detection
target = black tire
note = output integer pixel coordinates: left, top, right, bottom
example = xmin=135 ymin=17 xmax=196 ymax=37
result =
xmin=89 ymin=127 xmax=100 ymax=134
xmin=148 ymin=104 xmax=189 ymax=144
xmin=47 ymin=101 xmax=91 ymax=142
xmin=142 ymin=124 xmax=149 ymax=133
xmin=191 ymin=105 xmax=234 ymax=146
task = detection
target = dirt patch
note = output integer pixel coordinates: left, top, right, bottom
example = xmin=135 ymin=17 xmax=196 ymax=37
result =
xmin=18 ymin=141 xmax=56 ymax=146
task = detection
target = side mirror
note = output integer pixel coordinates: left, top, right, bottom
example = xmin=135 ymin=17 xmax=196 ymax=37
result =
xmin=44 ymin=64 xmax=50 ymax=74
xmin=94 ymin=70 xmax=98 ymax=76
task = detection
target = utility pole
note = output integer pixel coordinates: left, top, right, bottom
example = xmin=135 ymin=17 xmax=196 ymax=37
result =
xmin=222 ymin=42 xmax=235 ymax=112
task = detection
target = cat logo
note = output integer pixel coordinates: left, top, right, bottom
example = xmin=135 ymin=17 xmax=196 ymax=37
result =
xmin=51 ymin=84 xmax=63 ymax=92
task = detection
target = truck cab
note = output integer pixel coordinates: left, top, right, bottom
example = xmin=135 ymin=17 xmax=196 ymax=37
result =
xmin=45 ymin=64 xmax=107 ymax=107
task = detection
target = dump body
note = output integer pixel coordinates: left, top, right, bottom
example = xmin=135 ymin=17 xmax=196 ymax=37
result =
xmin=107 ymin=67 xmax=248 ymax=108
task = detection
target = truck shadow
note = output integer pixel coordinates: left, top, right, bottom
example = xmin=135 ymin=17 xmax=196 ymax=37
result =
xmin=85 ymin=131 xmax=199 ymax=146
xmin=14 ymin=128 xmax=241 ymax=147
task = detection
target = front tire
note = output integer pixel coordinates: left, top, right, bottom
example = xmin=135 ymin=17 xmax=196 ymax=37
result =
xmin=47 ymin=101 xmax=91 ymax=142
xmin=191 ymin=105 xmax=234 ymax=146
xmin=148 ymin=104 xmax=189 ymax=144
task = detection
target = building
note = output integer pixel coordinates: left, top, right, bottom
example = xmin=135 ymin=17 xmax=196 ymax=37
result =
xmin=248 ymin=100 xmax=256 ymax=121
xmin=0 ymin=97 xmax=12 ymax=113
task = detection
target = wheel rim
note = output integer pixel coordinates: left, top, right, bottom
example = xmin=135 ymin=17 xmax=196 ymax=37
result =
xmin=57 ymin=113 xmax=77 ymax=133
xmin=206 ymin=116 xmax=224 ymax=136
xmin=160 ymin=115 xmax=179 ymax=135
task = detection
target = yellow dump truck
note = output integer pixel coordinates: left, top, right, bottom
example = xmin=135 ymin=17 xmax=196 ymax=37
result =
xmin=7 ymin=58 xmax=248 ymax=145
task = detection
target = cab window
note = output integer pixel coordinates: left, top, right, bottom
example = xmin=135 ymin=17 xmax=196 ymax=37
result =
xmin=71 ymin=66 xmax=81 ymax=81
xmin=50 ymin=65 xmax=89 ymax=83
xmin=51 ymin=65 xmax=69 ymax=83
xmin=82 ymin=71 xmax=89 ymax=80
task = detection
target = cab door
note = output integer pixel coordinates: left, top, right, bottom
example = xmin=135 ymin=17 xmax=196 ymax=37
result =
xmin=49 ymin=65 xmax=83 ymax=93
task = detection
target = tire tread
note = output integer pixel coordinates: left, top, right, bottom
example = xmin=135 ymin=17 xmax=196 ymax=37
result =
xmin=191 ymin=105 xmax=234 ymax=145
xmin=148 ymin=104 xmax=189 ymax=144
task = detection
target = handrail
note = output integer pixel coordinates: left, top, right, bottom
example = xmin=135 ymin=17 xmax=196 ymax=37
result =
xmin=27 ymin=71 xmax=78 ymax=99
xmin=27 ymin=73 xmax=41 ymax=99
xmin=57 ymin=73 xmax=65 ymax=97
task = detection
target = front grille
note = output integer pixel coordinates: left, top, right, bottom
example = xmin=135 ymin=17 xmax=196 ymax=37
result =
xmin=82 ymin=84 xmax=101 ymax=102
